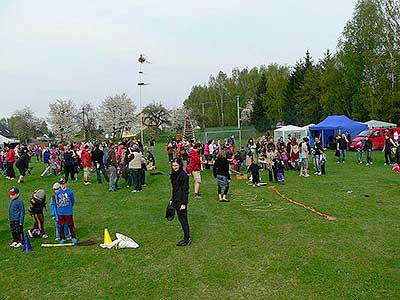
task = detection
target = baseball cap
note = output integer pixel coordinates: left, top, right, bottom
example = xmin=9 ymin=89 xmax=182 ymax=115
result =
xmin=8 ymin=187 xmax=20 ymax=195
xmin=59 ymin=177 xmax=67 ymax=184
xmin=53 ymin=182 xmax=61 ymax=190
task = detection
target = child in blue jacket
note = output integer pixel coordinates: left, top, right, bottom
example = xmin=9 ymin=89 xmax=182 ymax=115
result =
xmin=8 ymin=187 xmax=25 ymax=248
xmin=49 ymin=182 xmax=70 ymax=241
xmin=55 ymin=177 xmax=77 ymax=244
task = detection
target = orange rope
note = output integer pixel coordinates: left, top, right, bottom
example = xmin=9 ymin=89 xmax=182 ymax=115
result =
xmin=267 ymin=186 xmax=336 ymax=221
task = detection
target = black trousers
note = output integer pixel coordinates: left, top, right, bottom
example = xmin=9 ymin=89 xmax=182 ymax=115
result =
xmin=218 ymin=185 xmax=229 ymax=195
xmin=175 ymin=203 xmax=190 ymax=241
xmin=64 ymin=165 xmax=75 ymax=181
xmin=6 ymin=162 xmax=16 ymax=178
xmin=10 ymin=221 xmax=23 ymax=243
xmin=268 ymin=169 xmax=277 ymax=182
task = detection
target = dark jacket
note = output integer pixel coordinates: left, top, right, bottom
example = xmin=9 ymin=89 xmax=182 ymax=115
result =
xmin=28 ymin=196 xmax=46 ymax=215
xmin=213 ymin=157 xmax=231 ymax=180
xmin=170 ymin=169 xmax=189 ymax=204
xmin=9 ymin=197 xmax=25 ymax=225
xmin=16 ymin=153 xmax=30 ymax=169
xmin=92 ymin=148 xmax=104 ymax=164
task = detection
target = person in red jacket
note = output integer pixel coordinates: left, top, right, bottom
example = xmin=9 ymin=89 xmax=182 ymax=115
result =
xmin=6 ymin=145 xmax=17 ymax=179
xmin=81 ymin=144 xmax=92 ymax=185
xmin=187 ymin=143 xmax=202 ymax=199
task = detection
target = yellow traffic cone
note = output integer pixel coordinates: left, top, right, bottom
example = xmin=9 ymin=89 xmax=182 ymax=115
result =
xmin=103 ymin=228 xmax=112 ymax=245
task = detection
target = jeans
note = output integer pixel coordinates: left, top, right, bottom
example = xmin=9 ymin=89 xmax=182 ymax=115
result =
xmin=314 ymin=155 xmax=321 ymax=173
xmin=95 ymin=164 xmax=109 ymax=183
xmin=366 ymin=150 xmax=373 ymax=164
xmin=338 ymin=149 xmax=346 ymax=163
xmin=384 ymin=149 xmax=393 ymax=164
xmin=109 ymin=166 xmax=117 ymax=191
xmin=218 ymin=185 xmax=229 ymax=195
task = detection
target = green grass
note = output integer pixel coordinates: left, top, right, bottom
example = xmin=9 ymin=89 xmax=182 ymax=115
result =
xmin=0 ymin=147 xmax=399 ymax=300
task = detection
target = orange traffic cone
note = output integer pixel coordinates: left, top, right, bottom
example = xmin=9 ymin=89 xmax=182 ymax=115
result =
xmin=103 ymin=228 xmax=112 ymax=245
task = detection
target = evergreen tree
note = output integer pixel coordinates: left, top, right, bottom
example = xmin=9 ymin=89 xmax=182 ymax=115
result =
xmin=250 ymin=73 xmax=269 ymax=131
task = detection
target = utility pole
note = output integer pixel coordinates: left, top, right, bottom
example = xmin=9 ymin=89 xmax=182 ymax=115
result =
xmin=138 ymin=54 xmax=146 ymax=145
xmin=82 ymin=106 xmax=86 ymax=141
xmin=202 ymin=103 xmax=205 ymax=129
xmin=220 ymin=94 xmax=224 ymax=127
xmin=236 ymin=95 xmax=240 ymax=129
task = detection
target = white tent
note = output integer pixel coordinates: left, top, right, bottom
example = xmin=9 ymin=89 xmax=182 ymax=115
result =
xmin=274 ymin=125 xmax=307 ymax=142
xmin=364 ymin=120 xmax=396 ymax=129
xmin=300 ymin=123 xmax=314 ymax=137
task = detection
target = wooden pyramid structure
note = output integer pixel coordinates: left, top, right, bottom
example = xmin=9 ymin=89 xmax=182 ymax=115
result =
xmin=183 ymin=116 xmax=195 ymax=141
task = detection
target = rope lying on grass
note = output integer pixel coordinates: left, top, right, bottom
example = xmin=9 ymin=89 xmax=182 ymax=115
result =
xmin=267 ymin=186 xmax=336 ymax=221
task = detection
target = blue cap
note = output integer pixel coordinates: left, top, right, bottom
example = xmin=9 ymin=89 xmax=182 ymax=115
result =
xmin=8 ymin=187 xmax=20 ymax=195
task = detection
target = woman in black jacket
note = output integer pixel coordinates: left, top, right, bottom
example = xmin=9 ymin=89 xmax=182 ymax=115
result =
xmin=170 ymin=159 xmax=191 ymax=246
xmin=213 ymin=149 xmax=231 ymax=202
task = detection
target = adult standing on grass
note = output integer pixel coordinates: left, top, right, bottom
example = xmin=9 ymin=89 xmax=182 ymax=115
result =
xmin=383 ymin=134 xmax=396 ymax=165
xmin=63 ymin=145 xmax=75 ymax=182
xmin=312 ymin=137 xmax=323 ymax=176
xmin=128 ymin=146 xmax=143 ymax=192
xmin=81 ymin=144 xmax=92 ymax=185
xmin=169 ymin=159 xmax=191 ymax=246
xmin=15 ymin=147 xmax=30 ymax=184
xmin=92 ymin=143 xmax=109 ymax=184
xmin=337 ymin=133 xmax=348 ymax=163
xmin=299 ymin=137 xmax=310 ymax=177
xmin=5 ymin=144 xmax=16 ymax=180
xmin=106 ymin=143 xmax=118 ymax=192
xmin=363 ymin=136 xmax=373 ymax=165
xmin=213 ymin=149 xmax=231 ymax=202
xmin=188 ymin=143 xmax=202 ymax=199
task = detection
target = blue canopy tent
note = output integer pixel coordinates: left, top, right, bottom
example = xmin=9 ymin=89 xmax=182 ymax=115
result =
xmin=309 ymin=115 xmax=368 ymax=147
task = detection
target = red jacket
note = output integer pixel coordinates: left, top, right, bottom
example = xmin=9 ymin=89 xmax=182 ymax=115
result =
xmin=188 ymin=149 xmax=201 ymax=172
xmin=81 ymin=150 xmax=92 ymax=168
xmin=6 ymin=148 xmax=15 ymax=163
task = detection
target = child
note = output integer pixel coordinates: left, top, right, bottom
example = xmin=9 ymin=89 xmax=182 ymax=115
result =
xmin=8 ymin=187 xmax=25 ymax=248
xmin=274 ymin=156 xmax=285 ymax=184
xmin=356 ymin=148 xmax=363 ymax=164
xmin=247 ymin=159 xmax=261 ymax=187
xmin=28 ymin=189 xmax=48 ymax=238
xmin=55 ymin=177 xmax=78 ymax=244
xmin=321 ymin=153 xmax=327 ymax=175
xmin=49 ymin=183 xmax=70 ymax=241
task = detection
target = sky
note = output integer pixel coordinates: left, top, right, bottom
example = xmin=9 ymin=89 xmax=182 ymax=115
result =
xmin=0 ymin=0 xmax=357 ymax=118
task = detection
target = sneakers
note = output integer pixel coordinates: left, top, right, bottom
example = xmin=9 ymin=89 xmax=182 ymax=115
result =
xmin=9 ymin=241 xmax=17 ymax=247
xmin=42 ymin=234 xmax=49 ymax=239
xmin=176 ymin=239 xmax=192 ymax=246
xmin=304 ymin=174 xmax=310 ymax=177
xmin=14 ymin=242 xmax=22 ymax=248
xmin=131 ymin=190 xmax=141 ymax=193
xmin=71 ymin=238 xmax=78 ymax=244
xmin=60 ymin=239 xmax=66 ymax=244
xmin=28 ymin=229 xmax=33 ymax=238
xmin=194 ymin=193 xmax=201 ymax=199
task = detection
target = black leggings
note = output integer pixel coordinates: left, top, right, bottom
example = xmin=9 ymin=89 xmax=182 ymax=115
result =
xmin=175 ymin=205 xmax=190 ymax=241
xmin=218 ymin=185 xmax=229 ymax=195
xmin=384 ymin=150 xmax=393 ymax=164
xmin=64 ymin=165 xmax=75 ymax=181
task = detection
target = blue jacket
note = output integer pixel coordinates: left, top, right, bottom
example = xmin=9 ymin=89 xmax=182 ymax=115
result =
xmin=9 ymin=197 xmax=25 ymax=225
xmin=49 ymin=195 xmax=58 ymax=219
xmin=55 ymin=188 xmax=75 ymax=215
xmin=43 ymin=150 xmax=51 ymax=164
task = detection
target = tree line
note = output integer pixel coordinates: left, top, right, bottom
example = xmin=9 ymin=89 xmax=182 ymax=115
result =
xmin=183 ymin=0 xmax=400 ymax=131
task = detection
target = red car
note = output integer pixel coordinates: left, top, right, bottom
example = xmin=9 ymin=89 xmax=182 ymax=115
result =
xmin=349 ymin=127 xmax=400 ymax=150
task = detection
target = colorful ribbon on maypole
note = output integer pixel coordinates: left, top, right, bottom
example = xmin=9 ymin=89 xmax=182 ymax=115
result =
xmin=268 ymin=186 xmax=336 ymax=221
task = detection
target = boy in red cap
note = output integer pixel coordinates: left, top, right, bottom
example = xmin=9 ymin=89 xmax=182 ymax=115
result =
xmin=8 ymin=187 xmax=25 ymax=248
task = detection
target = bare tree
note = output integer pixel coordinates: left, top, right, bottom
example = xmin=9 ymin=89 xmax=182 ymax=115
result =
xmin=98 ymin=93 xmax=137 ymax=138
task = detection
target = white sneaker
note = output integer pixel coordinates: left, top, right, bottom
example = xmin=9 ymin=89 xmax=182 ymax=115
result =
xmin=318 ymin=172 xmax=322 ymax=176
xmin=42 ymin=234 xmax=49 ymax=239
xmin=9 ymin=242 xmax=17 ymax=247
xmin=14 ymin=242 xmax=22 ymax=248
xmin=304 ymin=174 xmax=310 ymax=177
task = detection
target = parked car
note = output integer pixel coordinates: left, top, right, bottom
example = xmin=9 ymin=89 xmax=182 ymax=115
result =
xmin=349 ymin=127 xmax=400 ymax=150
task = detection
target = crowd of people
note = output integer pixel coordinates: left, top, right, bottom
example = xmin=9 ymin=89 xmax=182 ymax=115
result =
xmin=3 ymin=129 xmax=400 ymax=248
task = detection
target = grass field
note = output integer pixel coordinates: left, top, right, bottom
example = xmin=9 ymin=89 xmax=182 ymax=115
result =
xmin=0 ymin=146 xmax=399 ymax=300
